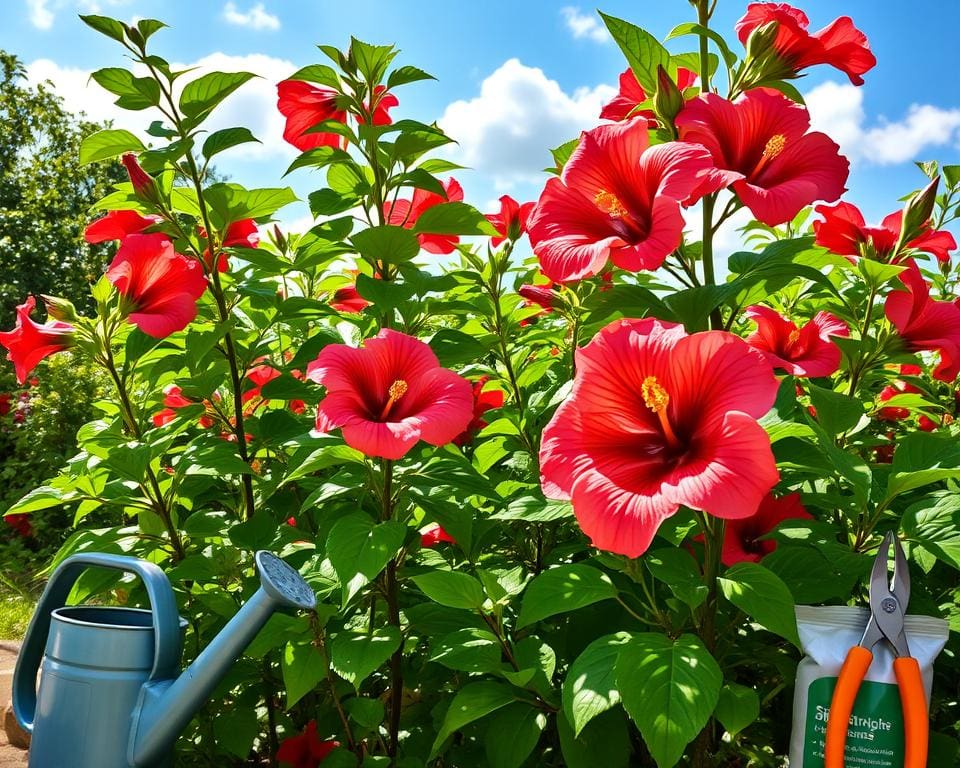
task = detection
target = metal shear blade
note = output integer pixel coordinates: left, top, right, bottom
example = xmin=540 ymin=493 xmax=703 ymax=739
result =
xmin=861 ymin=531 xmax=911 ymax=659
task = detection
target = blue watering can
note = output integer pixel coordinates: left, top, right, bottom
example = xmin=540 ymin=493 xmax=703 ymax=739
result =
xmin=12 ymin=550 xmax=317 ymax=767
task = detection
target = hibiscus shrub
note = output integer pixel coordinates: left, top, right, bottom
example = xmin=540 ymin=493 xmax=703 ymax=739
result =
xmin=4 ymin=3 xmax=960 ymax=767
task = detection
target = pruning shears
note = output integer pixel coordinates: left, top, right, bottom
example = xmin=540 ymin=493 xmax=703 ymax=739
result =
xmin=824 ymin=532 xmax=928 ymax=768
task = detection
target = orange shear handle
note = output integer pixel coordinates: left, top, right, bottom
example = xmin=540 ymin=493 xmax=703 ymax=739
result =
xmin=824 ymin=646 xmax=873 ymax=768
xmin=894 ymin=656 xmax=928 ymax=768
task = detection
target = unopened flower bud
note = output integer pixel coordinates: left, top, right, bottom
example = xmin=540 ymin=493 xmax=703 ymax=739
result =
xmin=41 ymin=295 xmax=78 ymax=322
xmin=896 ymin=176 xmax=940 ymax=255
xmin=518 ymin=284 xmax=560 ymax=310
xmin=654 ymin=65 xmax=684 ymax=127
xmin=121 ymin=153 xmax=160 ymax=204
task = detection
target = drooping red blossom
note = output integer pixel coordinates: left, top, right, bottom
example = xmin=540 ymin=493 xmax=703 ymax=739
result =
xmin=358 ymin=85 xmax=398 ymax=126
xmin=84 ymin=209 xmax=162 ymax=244
xmin=486 ymin=195 xmax=536 ymax=247
xmin=4 ymin=514 xmax=32 ymax=538
xmin=277 ymin=80 xmax=348 ymax=151
xmin=330 ymin=285 xmax=371 ymax=313
xmin=107 ymin=233 xmax=208 ymax=339
xmin=735 ymin=3 xmax=876 ymax=86
xmin=720 ymin=492 xmax=812 ymax=566
xmin=876 ymin=379 xmax=921 ymax=421
xmin=744 ymin=305 xmax=849 ymax=377
xmin=306 ymin=329 xmax=474 ymax=460
xmin=518 ymin=283 xmax=560 ymax=311
xmin=453 ymin=376 xmax=505 ymax=446
xmin=599 ymin=67 xmax=697 ymax=123
xmin=540 ymin=318 xmax=779 ymax=557
xmin=200 ymin=219 xmax=261 ymax=273
xmin=276 ymin=721 xmax=338 ymax=768
xmin=122 ymin=153 xmax=159 ymax=201
xmin=420 ymin=522 xmax=456 ymax=548
xmin=813 ymin=201 xmax=956 ymax=263
xmin=527 ymin=117 xmax=726 ymax=283
xmin=385 ymin=177 xmax=464 ymax=254
xmin=152 ymin=385 xmax=217 ymax=429
xmin=676 ymin=88 xmax=849 ymax=226
xmin=885 ymin=261 xmax=960 ymax=381
xmin=0 ymin=296 xmax=75 ymax=384
xmin=918 ymin=414 xmax=940 ymax=432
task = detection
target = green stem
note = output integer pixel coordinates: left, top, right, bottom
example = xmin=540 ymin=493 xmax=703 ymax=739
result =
xmin=381 ymin=459 xmax=403 ymax=760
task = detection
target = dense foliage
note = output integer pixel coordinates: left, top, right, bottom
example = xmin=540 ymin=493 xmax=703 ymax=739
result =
xmin=3 ymin=3 xmax=960 ymax=767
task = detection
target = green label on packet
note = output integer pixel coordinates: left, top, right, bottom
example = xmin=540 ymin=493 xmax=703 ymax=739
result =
xmin=802 ymin=677 xmax=904 ymax=767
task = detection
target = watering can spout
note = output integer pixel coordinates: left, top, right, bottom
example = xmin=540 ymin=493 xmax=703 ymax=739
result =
xmin=129 ymin=552 xmax=316 ymax=767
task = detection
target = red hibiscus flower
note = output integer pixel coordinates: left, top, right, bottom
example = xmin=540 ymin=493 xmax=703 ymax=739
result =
xmin=486 ymin=195 xmax=536 ymax=247
xmin=744 ymin=306 xmax=849 ymax=377
xmin=200 ymin=219 xmax=260 ymax=273
xmin=277 ymin=80 xmax=348 ymax=152
xmin=527 ymin=117 xmax=725 ymax=283
xmin=4 ymin=513 xmax=32 ymax=538
xmin=420 ymin=522 xmax=456 ymax=548
xmin=358 ymin=85 xmax=398 ymax=126
xmin=885 ymin=261 xmax=960 ymax=381
xmin=813 ymin=202 xmax=956 ymax=263
xmin=84 ymin=209 xmax=162 ymax=244
xmin=242 ymin=364 xmax=282 ymax=413
xmin=306 ymin=329 xmax=474 ymax=460
xmin=330 ymin=285 xmax=371 ymax=313
xmin=453 ymin=376 xmax=505 ymax=446
xmin=0 ymin=393 xmax=10 ymax=416
xmin=735 ymin=3 xmax=876 ymax=86
xmin=385 ymin=177 xmax=464 ymax=254
xmin=107 ymin=233 xmax=208 ymax=339
xmin=676 ymin=88 xmax=849 ymax=226
xmin=276 ymin=721 xmax=338 ymax=768
xmin=540 ymin=318 xmax=779 ymax=557
xmin=152 ymin=385 xmax=217 ymax=429
xmin=600 ymin=67 xmax=697 ymax=123
xmin=0 ymin=296 xmax=75 ymax=384
xmin=720 ymin=492 xmax=812 ymax=566
xmin=877 ymin=379 xmax=921 ymax=421
xmin=122 ymin=153 xmax=159 ymax=202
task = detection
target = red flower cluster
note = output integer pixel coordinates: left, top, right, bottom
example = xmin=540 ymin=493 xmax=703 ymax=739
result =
xmin=744 ymin=306 xmax=848 ymax=378
xmin=386 ymin=177 xmax=464 ymax=254
xmin=276 ymin=721 xmax=337 ymax=768
xmin=0 ymin=296 xmax=75 ymax=384
xmin=600 ymin=67 xmax=696 ymax=123
xmin=486 ymin=195 xmax=535 ymax=247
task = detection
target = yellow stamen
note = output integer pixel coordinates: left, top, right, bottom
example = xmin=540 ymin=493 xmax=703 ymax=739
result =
xmin=763 ymin=133 xmax=787 ymax=160
xmin=380 ymin=379 xmax=408 ymax=420
xmin=641 ymin=375 xmax=681 ymax=448
xmin=787 ymin=329 xmax=800 ymax=345
xmin=594 ymin=190 xmax=629 ymax=218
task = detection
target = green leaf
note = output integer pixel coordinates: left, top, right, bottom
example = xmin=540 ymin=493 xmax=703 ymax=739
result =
xmin=412 ymin=202 xmax=498 ymax=237
xmin=90 ymin=68 xmax=160 ymax=110
xmin=327 ymin=514 xmax=406 ymax=605
xmin=212 ymin=707 xmax=258 ymax=758
xmin=180 ymin=71 xmax=256 ymax=121
xmin=489 ymin=496 xmax=573 ymax=522
xmin=558 ymin=709 xmax=632 ymax=768
xmin=282 ymin=641 xmax=326 ymax=708
xmin=718 ymin=562 xmax=799 ymax=646
xmin=387 ymin=65 xmax=435 ymax=88
xmin=79 ymin=129 xmax=145 ymax=165
xmin=943 ymin=164 xmax=960 ymax=190
xmin=549 ymin=138 xmax=580 ymax=174
xmin=330 ymin=627 xmax=402 ymax=688
xmin=430 ymin=682 xmax=516 ymax=758
xmin=806 ymin=385 xmax=864 ymax=437
xmin=429 ymin=328 xmax=491 ymax=367
xmin=345 ymin=697 xmax=384 ymax=729
xmin=351 ymin=225 xmax=420 ymax=265
xmin=617 ymin=633 xmax=722 ymax=768
xmin=902 ymin=492 xmax=960 ymax=570
xmin=562 ymin=631 xmax=634 ymax=736
xmin=599 ymin=12 xmax=672 ymax=94
xmin=645 ymin=549 xmax=708 ymax=609
xmin=485 ymin=703 xmax=545 ymax=768
xmin=204 ymin=184 xmax=298 ymax=221
xmin=202 ymin=127 xmax=260 ymax=160
xmin=887 ymin=431 xmax=960 ymax=499
xmin=4 ymin=485 xmax=73 ymax=516
xmin=518 ymin=564 xmax=618 ymax=628
xmin=288 ymin=64 xmax=340 ymax=88
xmin=79 ymin=14 xmax=127 ymax=43
xmin=430 ymin=628 xmax=502 ymax=673
xmin=666 ymin=22 xmax=738 ymax=67
xmin=715 ymin=683 xmax=759 ymax=736
xmin=309 ymin=188 xmax=359 ymax=216
xmin=411 ymin=570 xmax=486 ymax=610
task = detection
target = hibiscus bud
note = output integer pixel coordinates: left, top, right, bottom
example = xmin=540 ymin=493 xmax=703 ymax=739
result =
xmin=745 ymin=21 xmax=780 ymax=62
xmin=41 ymin=294 xmax=78 ymax=322
xmin=518 ymin=284 xmax=560 ymax=310
xmin=272 ymin=224 xmax=287 ymax=253
xmin=896 ymin=176 xmax=940 ymax=255
xmin=121 ymin=153 xmax=161 ymax=204
xmin=654 ymin=65 xmax=684 ymax=127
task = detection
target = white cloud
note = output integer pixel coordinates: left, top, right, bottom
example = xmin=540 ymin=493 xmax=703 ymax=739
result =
xmin=439 ymin=58 xmax=615 ymax=190
xmin=26 ymin=0 xmax=53 ymax=28
xmin=560 ymin=6 xmax=610 ymax=43
xmin=805 ymin=81 xmax=960 ymax=165
xmin=222 ymin=2 xmax=280 ymax=31
xmin=26 ymin=0 xmax=130 ymax=29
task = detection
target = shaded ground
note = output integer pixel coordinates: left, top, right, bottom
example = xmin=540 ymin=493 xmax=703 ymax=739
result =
xmin=0 ymin=645 xmax=27 ymax=767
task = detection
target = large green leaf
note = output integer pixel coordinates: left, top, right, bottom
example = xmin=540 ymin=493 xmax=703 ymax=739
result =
xmin=806 ymin=384 xmax=865 ymax=437
xmin=617 ymin=633 xmax=722 ymax=768
xmin=645 ymin=549 xmax=708 ymax=609
xmin=430 ymin=628 xmax=502 ymax=673
xmin=411 ymin=570 xmax=486 ymax=610
xmin=718 ymin=562 xmax=800 ymax=646
xmin=326 ymin=514 xmax=406 ymax=605
xmin=599 ymin=13 xmax=671 ymax=94
xmin=714 ymin=683 xmax=759 ymax=736
xmin=91 ymin=68 xmax=160 ymax=110
xmin=282 ymin=641 xmax=326 ymax=708
xmin=430 ymin=682 xmax=517 ymax=757
xmin=518 ymin=564 xmax=618 ymax=628
xmin=79 ymin=129 xmax=145 ymax=165
xmin=351 ymin=225 xmax=420 ymax=265
xmin=887 ymin=432 xmax=960 ymax=499
xmin=902 ymin=492 xmax=960 ymax=570
xmin=485 ymin=703 xmax=546 ymax=768
xmin=202 ymin=127 xmax=260 ymax=160
xmin=329 ymin=627 xmax=402 ymax=688
xmin=562 ymin=631 xmax=634 ymax=736
xmin=558 ymin=709 xmax=632 ymax=768
xmin=412 ymin=202 xmax=498 ymax=236
xmin=180 ymin=71 xmax=256 ymax=121
xmin=204 ymin=184 xmax=298 ymax=221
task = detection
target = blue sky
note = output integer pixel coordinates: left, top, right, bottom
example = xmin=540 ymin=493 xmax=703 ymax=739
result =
xmin=5 ymin=0 xmax=960 ymax=249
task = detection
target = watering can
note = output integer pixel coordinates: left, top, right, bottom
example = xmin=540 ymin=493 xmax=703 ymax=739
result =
xmin=12 ymin=550 xmax=317 ymax=768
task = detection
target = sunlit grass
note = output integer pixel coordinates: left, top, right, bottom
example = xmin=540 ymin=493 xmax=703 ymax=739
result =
xmin=0 ymin=592 xmax=35 ymax=640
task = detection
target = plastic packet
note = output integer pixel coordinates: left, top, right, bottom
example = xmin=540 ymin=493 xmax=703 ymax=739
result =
xmin=789 ymin=605 xmax=948 ymax=767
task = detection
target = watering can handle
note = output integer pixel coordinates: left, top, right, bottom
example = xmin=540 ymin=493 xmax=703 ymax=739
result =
xmin=12 ymin=552 xmax=181 ymax=733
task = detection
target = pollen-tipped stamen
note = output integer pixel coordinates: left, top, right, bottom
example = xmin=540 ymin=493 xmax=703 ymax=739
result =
xmin=753 ymin=133 xmax=787 ymax=176
xmin=380 ymin=379 xmax=409 ymax=420
xmin=641 ymin=375 xmax=681 ymax=448
xmin=594 ymin=190 xmax=629 ymax=218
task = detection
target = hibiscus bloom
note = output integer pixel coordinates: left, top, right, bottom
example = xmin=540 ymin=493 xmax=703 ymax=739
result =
xmin=735 ymin=3 xmax=876 ymax=86
xmin=540 ymin=318 xmax=779 ymax=557
xmin=813 ymin=201 xmax=956 ymax=263
xmin=527 ymin=117 xmax=724 ymax=283
xmin=385 ymin=177 xmax=464 ymax=254
xmin=876 ymin=380 xmax=921 ymax=421
xmin=152 ymin=385 xmax=217 ymax=429
xmin=675 ymin=88 xmax=849 ymax=226
xmin=84 ymin=209 xmax=162 ymax=244
xmin=744 ymin=306 xmax=849 ymax=377
xmin=330 ymin=285 xmax=371 ymax=313
xmin=4 ymin=513 xmax=32 ymax=538
xmin=487 ymin=195 xmax=536 ymax=247
xmin=453 ymin=376 xmax=505 ymax=446
xmin=0 ymin=296 xmax=75 ymax=384
xmin=306 ymin=329 xmax=474 ymax=460
xmin=242 ymin=364 xmax=282 ymax=414
xmin=107 ymin=233 xmax=208 ymax=339
xmin=276 ymin=721 xmax=338 ymax=768
xmin=885 ymin=261 xmax=960 ymax=381
xmin=277 ymin=80 xmax=348 ymax=151
xmin=200 ymin=219 xmax=260 ymax=273
xmin=420 ymin=522 xmax=456 ymax=548
xmin=358 ymin=85 xmax=398 ymax=126
xmin=600 ymin=67 xmax=697 ymax=123
xmin=720 ymin=492 xmax=812 ymax=566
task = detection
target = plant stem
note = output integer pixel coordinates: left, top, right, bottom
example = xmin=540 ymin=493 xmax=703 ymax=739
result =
xmin=262 ymin=658 xmax=279 ymax=767
xmin=380 ymin=459 xmax=403 ymax=759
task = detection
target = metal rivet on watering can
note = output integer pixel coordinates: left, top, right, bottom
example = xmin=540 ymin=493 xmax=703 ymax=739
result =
xmin=12 ymin=551 xmax=316 ymax=768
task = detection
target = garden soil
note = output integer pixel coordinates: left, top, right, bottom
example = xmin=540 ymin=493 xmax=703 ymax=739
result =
xmin=0 ymin=645 xmax=27 ymax=766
